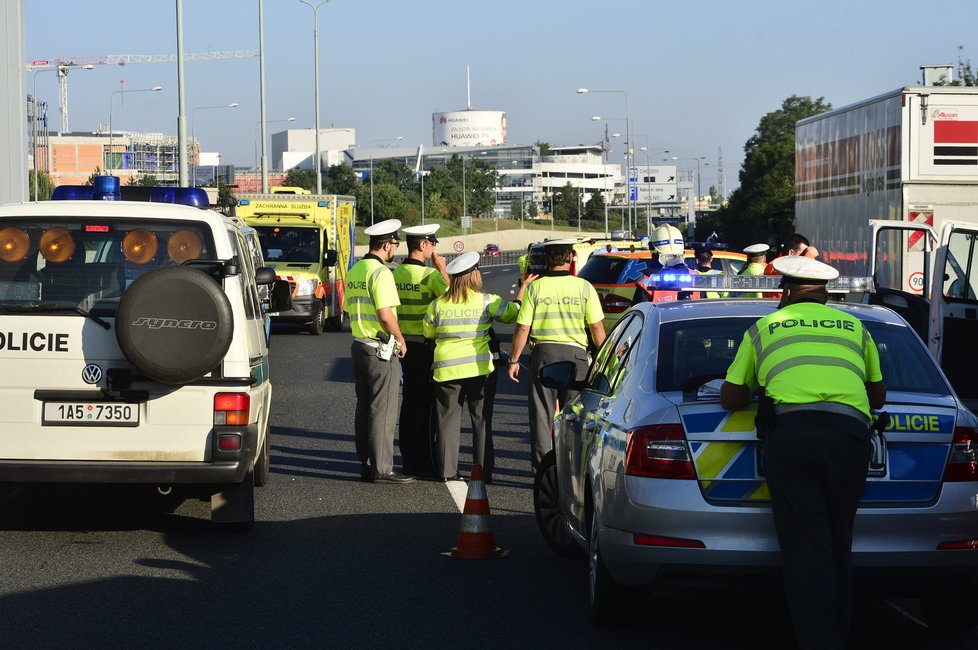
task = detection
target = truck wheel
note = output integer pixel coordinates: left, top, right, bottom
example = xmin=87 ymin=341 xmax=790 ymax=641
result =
xmin=116 ymin=265 xmax=234 ymax=384
xmin=211 ymin=470 xmax=255 ymax=530
xmin=533 ymin=450 xmax=584 ymax=558
xmin=307 ymin=301 xmax=325 ymax=335
xmin=254 ymin=423 xmax=271 ymax=488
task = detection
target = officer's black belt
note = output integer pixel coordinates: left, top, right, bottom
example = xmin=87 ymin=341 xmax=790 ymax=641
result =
xmin=774 ymin=402 xmax=867 ymax=424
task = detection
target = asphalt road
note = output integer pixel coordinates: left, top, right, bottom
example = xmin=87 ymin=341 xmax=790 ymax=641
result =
xmin=0 ymin=263 xmax=974 ymax=649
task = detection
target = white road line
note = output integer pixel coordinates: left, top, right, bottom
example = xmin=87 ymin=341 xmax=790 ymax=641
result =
xmin=883 ymin=600 xmax=929 ymax=628
xmin=446 ymin=480 xmax=467 ymax=512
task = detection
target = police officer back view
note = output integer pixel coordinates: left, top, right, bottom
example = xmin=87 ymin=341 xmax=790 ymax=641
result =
xmin=346 ymin=219 xmax=414 ymax=485
xmin=507 ymin=239 xmax=606 ymax=470
xmin=720 ymin=256 xmax=886 ymax=649
xmin=392 ymin=224 xmax=448 ymax=479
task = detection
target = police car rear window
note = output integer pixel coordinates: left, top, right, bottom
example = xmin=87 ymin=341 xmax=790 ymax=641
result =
xmin=0 ymin=218 xmax=215 ymax=316
xmin=654 ymin=317 xmax=949 ymax=396
xmin=578 ymin=257 xmax=631 ymax=284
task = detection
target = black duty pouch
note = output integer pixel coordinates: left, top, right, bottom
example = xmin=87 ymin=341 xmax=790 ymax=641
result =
xmin=754 ymin=388 xmax=777 ymax=440
xmin=488 ymin=327 xmax=503 ymax=369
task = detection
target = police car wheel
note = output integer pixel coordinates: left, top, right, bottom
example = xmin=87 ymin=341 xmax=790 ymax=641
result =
xmin=919 ymin=590 xmax=978 ymax=634
xmin=586 ymin=495 xmax=633 ymax=626
xmin=533 ymin=450 xmax=585 ymax=558
xmin=115 ymin=265 xmax=234 ymax=385
xmin=308 ymin=300 xmax=325 ymax=335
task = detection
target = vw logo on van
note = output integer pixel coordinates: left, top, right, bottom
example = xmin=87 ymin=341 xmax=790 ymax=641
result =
xmin=82 ymin=364 xmax=103 ymax=385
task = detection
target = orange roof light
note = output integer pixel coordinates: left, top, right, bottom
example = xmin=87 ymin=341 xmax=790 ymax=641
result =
xmin=123 ymin=228 xmax=159 ymax=265
xmin=168 ymin=229 xmax=203 ymax=264
xmin=0 ymin=227 xmax=30 ymax=263
xmin=39 ymin=227 xmax=76 ymax=263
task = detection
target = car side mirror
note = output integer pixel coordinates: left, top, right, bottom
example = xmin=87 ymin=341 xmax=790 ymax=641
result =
xmin=269 ymin=279 xmax=292 ymax=312
xmin=324 ymin=249 xmax=338 ymax=267
xmin=255 ymin=266 xmax=277 ymax=285
xmin=539 ymin=360 xmax=586 ymax=390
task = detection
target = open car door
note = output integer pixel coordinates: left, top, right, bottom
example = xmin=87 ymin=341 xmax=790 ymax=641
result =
xmin=930 ymin=222 xmax=978 ymax=412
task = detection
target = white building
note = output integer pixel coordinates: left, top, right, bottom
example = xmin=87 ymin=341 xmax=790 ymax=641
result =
xmin=271 ymin=128 xmax=356 ymax=172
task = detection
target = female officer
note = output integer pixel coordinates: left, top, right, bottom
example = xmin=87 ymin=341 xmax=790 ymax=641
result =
xmin=423 ymin=251 xmax=536 ymax=483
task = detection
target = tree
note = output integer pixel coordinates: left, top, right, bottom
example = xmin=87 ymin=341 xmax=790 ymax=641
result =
xmin=324 ymin=163 xmax=358 ymax=195
xmin=424 ymin=192 xmax=450 ymax=223
xmin=139 ymin=175 xmax=160 ymax=187
xmin=28 ymin=169 xmax=54 ymax=201
xmin=584 ymin=190 xmax=605 ymax=221
xmin=372 ymin=159 xmax=414 ymax=192
xmin=536 ymin=141 xmax=552 ymax=157
xmin=86 ymin=167 xmax=104 ymax=185
xmin=284 ymin=167 xmax=317 ymax=192
xmin=554 ymin=182 xmax=581 ymax=223
xmin=712 ymin=95 xmax=831 ymax=247
xmin=370 ymin=182 xmax=409 ymax=223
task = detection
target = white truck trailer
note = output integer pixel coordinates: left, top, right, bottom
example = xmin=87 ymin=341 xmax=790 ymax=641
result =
xmin=796 ymin=86 xmax=978 ymax=409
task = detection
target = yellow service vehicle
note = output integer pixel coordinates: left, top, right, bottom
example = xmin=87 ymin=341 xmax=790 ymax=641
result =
xmin=235 ymin=188 xmax=355 ymax=334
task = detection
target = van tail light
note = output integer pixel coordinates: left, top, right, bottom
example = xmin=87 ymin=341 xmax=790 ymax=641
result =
xmin=625 ymin=424 xmax=696 ymax=479
xmin=570 ymin=253 xmax=578 ymax=275
xmin=937 ymin=539 xmax=978 ymax=550
xmin=214 ymin=393 xmax=250 ymax=426
xmin=603 ymin=294 xmax=632 ymax=314
xmin=943 ymin=426 xmax=978 ymax=482
xmin=633 ymin=533 xmax=705 ymax=548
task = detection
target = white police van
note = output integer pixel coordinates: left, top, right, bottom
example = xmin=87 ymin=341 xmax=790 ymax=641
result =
xmin=0 ymin=178 xmax=291 ymax=528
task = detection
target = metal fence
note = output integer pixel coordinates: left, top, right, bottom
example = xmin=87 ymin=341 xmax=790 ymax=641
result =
xmin=389 ymin=250 xmax=522 ymax=267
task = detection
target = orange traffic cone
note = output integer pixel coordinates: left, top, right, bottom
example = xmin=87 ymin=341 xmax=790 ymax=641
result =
xmin=443 ymin=464 xmax=509 ymax=559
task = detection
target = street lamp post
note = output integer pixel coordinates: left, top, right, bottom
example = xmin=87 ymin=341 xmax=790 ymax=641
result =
xmin=298 ymin=0 xmax=330 ymax=194
xmin=254 ymin=117 xmax=295 ymax=172
xmin=369 ymin=136 xmax=403 ymax=225
xmin=108 ymin=85 xmax=163 ymax=176
xmin=579 ymin=87 xmax=631 ymax=234
xmin=191 ymin=102 xmax=239 ymax=186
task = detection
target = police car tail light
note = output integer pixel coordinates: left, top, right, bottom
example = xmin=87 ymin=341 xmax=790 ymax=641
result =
xmin=633 ymin=533 xmax=705 ymax=549
xmin=937 ymin=538 xmax=978 ymax=550
xmin=39 ymin=227 xmax=76 ymax=263
xmin=0 ymin=227 xmax=30 ymax=263
xmin=123 ymin=228 xmax=159 ymax=265
xmin=625 ymin=424 xmax=696 ymax=479
xmin=603 ymin=294 xmax=631 ymax=314
xmin=214 ymin=393 xmax=250 ymax=426
xmin=942 ymin=426 xmax=978 ymax=482
xmin=168 ymin=229 xmax=203 ymax=264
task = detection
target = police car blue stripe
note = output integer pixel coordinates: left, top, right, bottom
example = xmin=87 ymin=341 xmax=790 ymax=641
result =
xmin=887 ymin=444 xmax=950 ymax=481
xmin=682 ymin=412 xmax=726 ymax=434
xmin=720 ymin=446 xmax=756 ymax=479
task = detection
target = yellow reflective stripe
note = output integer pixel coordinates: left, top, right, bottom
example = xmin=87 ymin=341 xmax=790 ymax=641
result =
xmin=346 ymin=296 xmax=372 ymax=305
xmin=432 ymin=353 xmax=493 ymax=369
xmin=695 ymin=442 xmax=743 ymax=479
xmin=757 ymin=334 xmax=865 ymax=368
xmin=766 ymin=355 xmax=866 ymax=383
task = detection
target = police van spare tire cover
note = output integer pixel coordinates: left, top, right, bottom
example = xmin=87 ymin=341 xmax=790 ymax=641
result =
xmin=116 ymin=265 xmax=234 ymax=385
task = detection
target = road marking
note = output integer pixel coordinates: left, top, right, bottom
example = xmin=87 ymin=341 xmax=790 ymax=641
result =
xmin=446 ymin=480 xmax=467 ymax=512
xmin=883 ymin=600 xmax=929 ymax=628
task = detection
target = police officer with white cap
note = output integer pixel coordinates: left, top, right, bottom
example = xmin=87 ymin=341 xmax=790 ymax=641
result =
xmin=739 ymin=243 xmax=770 ymax=298
xmin=423 ymin=252 xmax=535 ymax=482
xmin=346 ymin=219 xmax=414 ymax=484
xmin=720 ymin=256 xmax=886 ymax=649
xmin=507 ymin=239 xmax=606 ymax=470
xmin=633 ymin=224 xmax=692 ymax=303
xmin=392 ymin=224 xmax=449 ymax=479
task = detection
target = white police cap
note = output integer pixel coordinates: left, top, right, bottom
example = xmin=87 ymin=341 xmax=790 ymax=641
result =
xmin=402 ymin=224 xmax=440 ymax=242
xmin=364 ymin=219 xmax=402 ymax=240
xmin=772 ymin=255 xmax=839 ymax=283
xmin=743 ymin=243 xmax=770 ymax=255
xmin=541 ymin=238 xmax=578 ymax=246
xmin=446 ymin=251 xmax=480 ymax=276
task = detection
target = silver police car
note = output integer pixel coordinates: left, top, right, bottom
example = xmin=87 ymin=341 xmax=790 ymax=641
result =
xmin=533 ymin=299 xmax=978 ymax=630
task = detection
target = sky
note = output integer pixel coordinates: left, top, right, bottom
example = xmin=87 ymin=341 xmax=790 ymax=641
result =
xmin=24 ymin=0 xmax=978 ymax=193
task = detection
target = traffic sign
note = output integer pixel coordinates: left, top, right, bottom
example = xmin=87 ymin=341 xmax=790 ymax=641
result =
xmin=629 ymin=186 xmax=639 ymax=201
xmin=908 ymin=271 xmax=925 ymax=294
xmin=452 ymin=240 xmax=464 ymax=253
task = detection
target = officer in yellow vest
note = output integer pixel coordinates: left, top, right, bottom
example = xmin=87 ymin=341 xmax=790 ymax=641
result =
xmin=346 ymin=219 xmax=413 ymax=485
xmin=739 ymin=243 xmax=769 ymax=298
xmin=392 ymin=224 xmax=448 ymax=479
xmin=423 ymin=252 xmax=535 ymax=482
xmin=507 ymin=239 xmax=606 ymax=470
xmin=720 ymin=256 xmax=886 ymax=650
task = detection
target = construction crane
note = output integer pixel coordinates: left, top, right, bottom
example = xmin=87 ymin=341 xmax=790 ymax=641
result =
xmin=27 ymin=50 xmax=258 ymax=134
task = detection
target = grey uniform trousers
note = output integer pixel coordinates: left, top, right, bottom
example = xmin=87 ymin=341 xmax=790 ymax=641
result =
xmin=765 ymin=410 xmax=872 ymax=650
xmin=352 ymin=341 xmax=401 ymax=476
xmin=434 ymin=374 xmax=493 ymax=479
xmin=528 ymin=343 xmax=589 ymax=470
